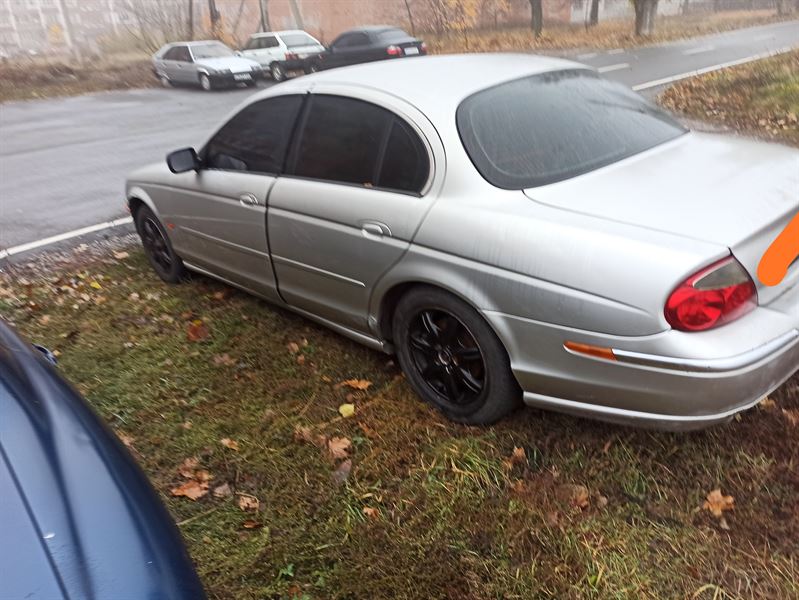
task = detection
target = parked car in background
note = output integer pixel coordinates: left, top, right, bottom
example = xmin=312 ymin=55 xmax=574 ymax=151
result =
xmin=153 ymin=40 xmax=263 ymax=90
xmin=0 ymin=319 xmax=206 ymax=599
xmin=125 ymin=54 xmax=799 ymax=430
xmin=309 ymin=25 xmax=426 ymax=72
xmin=240 ymin=29 xmax=325 ymax=82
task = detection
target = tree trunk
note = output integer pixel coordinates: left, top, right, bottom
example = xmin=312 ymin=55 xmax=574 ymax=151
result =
xmin=634 ymin=0 xmax=657 ymax=36
xmin=529 ymin=0 xmax=543 ymax=37
xmin=259 ymin=0 xmax=271 ymax=31
xmin=288 ymin=0 xmax=304 ymax=29
xmin=589 ymin=0 xmax=600 ymax=26
xmin=403 ymin=0 xmax=416 ymax=36
xmin=187 ymin=0 xmax=194 ymax=39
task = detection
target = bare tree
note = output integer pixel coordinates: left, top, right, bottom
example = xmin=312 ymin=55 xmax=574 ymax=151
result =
xmin=633 ymin=0 xmax=658 ymax=36
xmin=403 ymin=0 xmax=416 ymax=35
xmin=259 ymin=0 xmax=271 ymax=32
xmin=588 ymin=0 xmax=600 ymax=27
xmin=288 ymin=0 xmax=304 ymax=29
xmin=120 ymin=0 xmax=193 ymax=52
xmin=529 ymin=0 xmax=543 ymax=37
xmin=188 ymin=0 xmax=194 ymax=39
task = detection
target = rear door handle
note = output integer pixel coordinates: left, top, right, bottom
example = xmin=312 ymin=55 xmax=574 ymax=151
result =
xmin=360 ymin=221 xmax=391 ymax=237
xmin=239 ymin=193 xmax=259 ymax=207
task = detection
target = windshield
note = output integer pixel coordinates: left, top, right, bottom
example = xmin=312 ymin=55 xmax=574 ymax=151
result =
xmin=456 ymin=69 xmax=687 ymax=189
xmin=191 ymin=43 xmax=234 ymax=59
xmin=281 ymin=32 xmax=318 ymax=48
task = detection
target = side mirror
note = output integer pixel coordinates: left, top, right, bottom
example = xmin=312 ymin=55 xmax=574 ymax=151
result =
xmin=166 ymin=147 xmax=200 ymax=174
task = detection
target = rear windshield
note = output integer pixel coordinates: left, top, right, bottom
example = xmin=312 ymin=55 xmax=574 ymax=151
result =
xmin=281 ymin=32 xmax=318 ymax=48
xmin=456 ymin=69 xmax=686 ymax=189
xmin=377 ymin=28 xmax=410 ymax=42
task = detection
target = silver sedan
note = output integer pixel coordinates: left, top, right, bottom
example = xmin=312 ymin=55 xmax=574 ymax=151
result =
xmin=126 ymin=54 xmax=799 ymax=430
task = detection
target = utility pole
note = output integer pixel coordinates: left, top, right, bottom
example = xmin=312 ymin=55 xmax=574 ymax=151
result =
xmin=288 ymin=0 xmax=304 ymax=29
xmin=188 ymin=0 xmax=194 ymax=39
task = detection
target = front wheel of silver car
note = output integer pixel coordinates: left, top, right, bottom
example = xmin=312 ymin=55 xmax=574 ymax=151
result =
xmin=159 ymin=74 xmax=172 ymax=87
xmin=393 ymin=287 xmax=521 ymax=425
xmin=134 ymin=206 xmax=187 ymax=284
xmin=199 ymin=73 xmax=213 ymax=91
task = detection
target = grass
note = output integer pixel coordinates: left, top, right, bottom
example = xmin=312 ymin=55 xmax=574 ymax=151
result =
xmin=2 ymin=250 xmax=797 ymax=599
xmin=660 ymin=50 xmax=799 ymax=147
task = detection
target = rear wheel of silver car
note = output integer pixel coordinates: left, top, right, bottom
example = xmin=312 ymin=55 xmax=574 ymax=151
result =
xmin=135 ymin=206 xmax=186 ymax=284
xmin=270 ymin=62 xmax=286 ymax=82
xmin=199 ymin=73 xmax=213 ymax=91
xmin=393 ymin=287 xmax=521 ymax=425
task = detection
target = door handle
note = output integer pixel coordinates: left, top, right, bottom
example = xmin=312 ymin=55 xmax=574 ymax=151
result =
xmin=360 ymin=221 xmax=391 ymax=237
xmin=239 ymin=193 xmax=259 ymax=207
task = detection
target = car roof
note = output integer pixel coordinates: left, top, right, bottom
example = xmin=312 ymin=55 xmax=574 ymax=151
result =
xmin=270 ymin=53 xmax=584 ymax=121
xmin=345 ymin=25 xmax=400 ymax=33
xmin=251 ymin=29 xmax=312 ymax=37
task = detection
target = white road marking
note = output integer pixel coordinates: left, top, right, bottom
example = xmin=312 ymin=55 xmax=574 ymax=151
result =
xmin=577 ymin=52 xmax=598 ymax=60
xmin=0 ymin=216 xmax=133 ymax=260
xmin=682 ymin=45 xmax=715 ymax=55
xmin=608 ymin=48 xmax=625 ymax=55
xmin=598 ymin=62 xmax=630 ymax=73
xmin=632 ymin=46 xmax=794 ymax=91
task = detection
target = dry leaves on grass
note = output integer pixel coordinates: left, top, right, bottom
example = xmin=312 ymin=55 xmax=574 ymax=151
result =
xmin=338 ymin=379 xmax=372 ymax=391
xmin=220 ymin=437 xmax=239 ymax=451
xmin=212 ymin=353 xmax=236 ymax=366
xmin=237 ymin=493 xmax=260 ymax=512
xmin=362 ymin=506 xmax=379 ymax=519
xmin=555 ymin=484 xmax=590 ymax=510
xmin=503 ymin=446 xmax=527 ymax=470
xmin=338 ymin=403 xmax=355 ymax=418
xmin=703 ymin=489 xmax=735 ymax=517
xmin=186 ymin=319 xmax=209 ymax=342
xmin=172 ymin=458 xmax=212 ymax=501
xmin=213 ymin=482 xmax=232 ymax=498
xmin=327 ymin=436 xmax=352 ymax=460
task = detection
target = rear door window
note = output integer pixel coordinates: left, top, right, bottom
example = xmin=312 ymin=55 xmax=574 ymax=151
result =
xmin=290 ymin=95 xmax=429 ymax=194
xmin=205 ymin=95 xmax=303 ymax=174
xmin=281 ymin=32 xmax=317 ymax=48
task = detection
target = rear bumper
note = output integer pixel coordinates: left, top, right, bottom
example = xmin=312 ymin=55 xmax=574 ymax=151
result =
xmin=485 ymin=307 xmax=799 ymax=431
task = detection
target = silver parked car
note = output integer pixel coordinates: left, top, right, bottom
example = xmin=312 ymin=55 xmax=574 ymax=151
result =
xmin=126 ymin=54 xmax=799 ymax=430
xmin=240 ymin=29 xmax=325 ymax=81
xmin=153 ymin=40 xmax=263 ymax=90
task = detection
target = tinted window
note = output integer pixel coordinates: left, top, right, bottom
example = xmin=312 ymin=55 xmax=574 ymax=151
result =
xmin=205 ymin=95 xmax=303 ymax=174
xmin=260 ymin=35 xmax=279 ymax=48
xmin=293 ymin=96 xmax=390 ymax=186
xmin=191 ymin=43 xmax=233 ymax=59
xmin=377 ymin=28 xmax=410 ymax=42
xmin=244 ymin=37 xmax=259 ymax=50
xmin=457 ymin=69 xmax=686 ymax=189
xmin=165 ymin=46 xmax=190 ymax=62
xmin=333 ymin=32 xmax=369 ymax=48
xmin=163 ymin=46 xmax=179 ymax=60
xmin=378 ymin=119 xmax=429 ymax=193
xmin=292 ymin=95 xmax=429 ymax=193
xmin=281 ymin=32 xmax=317 ymax=48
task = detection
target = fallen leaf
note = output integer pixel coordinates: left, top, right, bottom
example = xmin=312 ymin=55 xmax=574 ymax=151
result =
xmin=296 ymin=354 xmax=306 ymax=365
xmin=171 ymin=480 xmax=209 ymax=501
xmin=212 ymin=353 xmax=236 ymax=366
xmin=703 ymin=488 xmax=734 ymax=518
xmin=293 ymin=425 xmax=315 ymax=444
xmin=116 ymin=432 xmax=135 ymax=448
xmin=89 ymin=281 xmax=102 ymax=290
xmin=211 ymin=482 xmax=230 ymax=498
xmin=39 ymin=315 xmax=51 ymax=325
xmin=782 ymin=409 xmax=799 ymax=427
xmin=195 ymin=469 xmax=212 ymax=482
xmin=287 ymin=342 xmax=300 ymax=354
xmin=182 ymin=421 xmax=193 ymax=430
xmin=556 ymin=484 xmax=590 ymax=509
xmin=510 ymin=446 xmax=526 ymax=465
xmin=241 ymin=519 xmax=262 ymax=529
xmin=237 ymin=494 xmax=260 ymax=512
xmin=327 ymin=436 xmax=352 ymax=460
xmin=220 ymin=438 xmax=239 ymax=451
xmin=338 ymin=403 xmax=355 ymax=418
xmin=362 ymin=506 xmax=378 ymax=519
xmin=339 ymin=379 xmax=372 ymax=391
xmin=187 ymin=319 xmax=209 ymax=342
xmin=332 ymin=458 xmax=352 ymax=485
xmin=759 ymin=397 xmax=776 ymax=410
xmin=113 ymin=251 xmax=130 ymax=260
xmin=178 ymin=457 xmax=200 ymax=478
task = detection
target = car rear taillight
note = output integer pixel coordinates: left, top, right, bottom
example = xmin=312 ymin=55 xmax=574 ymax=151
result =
xmin=420 ymin=42 xmax=428 ymax=54
xmin=386 ymin=45 xmax=402 ymax=56
xmin=285 ymin=52 xmax=299 ymax=61
xmin=665 ymin=256 xmax=757 ymax=332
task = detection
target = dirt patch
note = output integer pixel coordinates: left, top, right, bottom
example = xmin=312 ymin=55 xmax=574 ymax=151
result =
xmin=0 ymin=58 xmax=158 ymax=103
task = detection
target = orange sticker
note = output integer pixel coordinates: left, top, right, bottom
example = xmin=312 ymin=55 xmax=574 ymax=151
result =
xmin=757 ymin=212 xmax=799 ymax=287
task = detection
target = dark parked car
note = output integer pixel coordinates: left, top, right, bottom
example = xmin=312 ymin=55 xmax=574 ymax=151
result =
xmin=0 ymin=320 xmax=206 ymax=599
xmin=309 ymin=25 xmax=426 ymax=72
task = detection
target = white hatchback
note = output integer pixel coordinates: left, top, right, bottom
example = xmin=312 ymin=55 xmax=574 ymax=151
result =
xmin=240 ymin=30 xmax=325 ymax=82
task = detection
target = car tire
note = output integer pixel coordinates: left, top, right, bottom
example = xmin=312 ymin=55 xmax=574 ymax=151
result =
xmin=199 ymin=73 xmax=213 ymax=91
xmin=393 ymin=286 xmax=521 ymax=425
xmin=134 ymin=205 xmax=187 ymax=284
xmin=304 ymin=62 xmax=320 ymax=74
xmin=270 ymin=62 xmax=286 ymax=82
xmin=159 ymin=74 xmax=172 ymax=87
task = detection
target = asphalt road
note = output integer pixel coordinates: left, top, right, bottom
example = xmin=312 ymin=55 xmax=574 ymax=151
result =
xmin=1 ymin=19 xmax=797 ymax=252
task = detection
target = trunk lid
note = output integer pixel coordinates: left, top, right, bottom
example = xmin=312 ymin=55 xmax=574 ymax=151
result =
xmin=524 ymin=132 xmax=799 ymax=304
